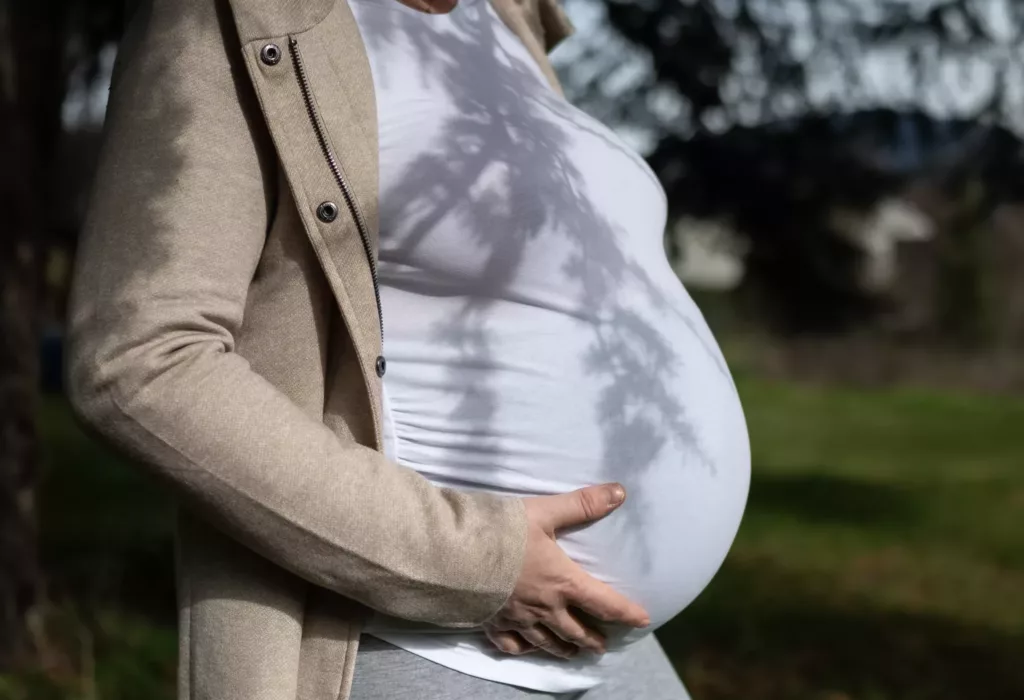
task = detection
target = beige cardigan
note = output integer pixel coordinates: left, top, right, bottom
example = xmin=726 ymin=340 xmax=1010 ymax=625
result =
xmin=65 ymin=0 xmax=574 ymax=697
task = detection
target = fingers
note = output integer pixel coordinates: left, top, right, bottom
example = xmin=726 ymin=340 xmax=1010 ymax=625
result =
xmin=528 ymin=483 xmax=627 ymax=533
xmin=518 ymin=626 xmax=578 ymax=659
xmin=567 ymin=572 xmax=650 ymax=629
xmin=546 ymin=609 xmax=607 ymax=654
xmin=484 ymin=628 xmax=537 ymax=656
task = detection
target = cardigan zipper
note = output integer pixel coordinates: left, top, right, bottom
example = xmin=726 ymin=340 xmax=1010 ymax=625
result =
xmin=288 ymin=37 xmax=384 ymax=345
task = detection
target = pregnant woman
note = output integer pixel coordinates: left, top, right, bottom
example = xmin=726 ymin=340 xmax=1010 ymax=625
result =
xmin=66 ymin=0 xmax=749 ymax=697
xmin=351 ymin=0 xmax=750 ymax=696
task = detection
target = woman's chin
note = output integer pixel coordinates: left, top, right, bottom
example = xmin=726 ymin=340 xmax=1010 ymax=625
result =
xmin=395 ymin=0 xmax=459 ymax=14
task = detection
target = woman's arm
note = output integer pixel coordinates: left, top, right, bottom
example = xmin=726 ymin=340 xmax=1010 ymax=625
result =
xmin=65 ymin=0 xmax=526 ymax=628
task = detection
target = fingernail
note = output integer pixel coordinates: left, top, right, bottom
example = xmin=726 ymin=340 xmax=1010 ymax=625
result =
xmin=608 ymin=485 xmax=625 ymax=506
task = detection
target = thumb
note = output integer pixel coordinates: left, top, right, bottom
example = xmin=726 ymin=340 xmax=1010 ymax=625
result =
xmin=529 ymin=483 xmax=627 ymax=533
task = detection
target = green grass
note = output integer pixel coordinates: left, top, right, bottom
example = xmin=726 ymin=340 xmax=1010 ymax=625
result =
xmin=7 ymin=380 xmax=1024 ymax=700
xmin=660 ymin=378 xmax=1024 ymax=700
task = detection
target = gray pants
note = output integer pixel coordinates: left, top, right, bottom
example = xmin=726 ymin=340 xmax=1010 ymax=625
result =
xmin=349 ymin=634 xmax=691 ymax=700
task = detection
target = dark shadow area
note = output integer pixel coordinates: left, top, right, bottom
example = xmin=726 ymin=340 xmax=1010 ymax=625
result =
xmin=658 ymin=556 xmax=1024 ymax=700
xmin=747 ymin=470 xmax=919 ymax=527
xmin=30 ymin=397 xmax=177 ymax=700
xmin=38 ymin=401 xmax=176 ymax=621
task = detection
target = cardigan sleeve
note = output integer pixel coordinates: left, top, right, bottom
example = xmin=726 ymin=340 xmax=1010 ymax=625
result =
xmin=65 ymin=0 xmax=527 ymax=628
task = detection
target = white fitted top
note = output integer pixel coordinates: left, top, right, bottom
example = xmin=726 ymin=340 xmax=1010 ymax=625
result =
xmin=349 ymin=0 xmax=751 ymax=691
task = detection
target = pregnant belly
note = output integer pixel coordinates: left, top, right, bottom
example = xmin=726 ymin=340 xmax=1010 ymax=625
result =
xmin=554 ymin=431 xmax=750 ymax=638
xmin=381 ymin=293 xmax=751 ymax=644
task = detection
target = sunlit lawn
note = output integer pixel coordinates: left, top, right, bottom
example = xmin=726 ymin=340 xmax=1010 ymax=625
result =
xmin=662 ymin=377 xmax=1024 ymax=700
xmin=8 ymin=377 xmax=1024 ymax=700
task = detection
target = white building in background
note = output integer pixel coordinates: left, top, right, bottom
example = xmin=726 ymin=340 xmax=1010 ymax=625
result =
xmin=833 ymin=197 xmax=935 ymax=292
xmin=670 ymin=218 xmax=747 ymax=291
xmin=670 ymin=197 xmax=934 ymax=294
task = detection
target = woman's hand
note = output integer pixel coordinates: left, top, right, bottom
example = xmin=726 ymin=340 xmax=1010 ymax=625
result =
xmin=483 ymin=484 xmax=649 ymax=659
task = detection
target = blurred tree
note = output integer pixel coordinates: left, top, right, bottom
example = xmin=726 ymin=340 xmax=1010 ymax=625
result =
xmin=0 ymin=0 xmax=123 ymax=667
xmin=563 ymin=0 xmax=1024 ymax=331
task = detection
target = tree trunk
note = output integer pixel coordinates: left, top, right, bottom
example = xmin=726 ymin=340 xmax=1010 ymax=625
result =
xmin=0 ymin=245 xmax=42 ymax=668
xmin=0 ymin=1 xmax=63 ymax=667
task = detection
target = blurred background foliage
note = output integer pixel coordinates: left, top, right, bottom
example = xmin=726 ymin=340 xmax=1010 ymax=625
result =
xmin=2 ymin=0 xmax=1023 ymax=698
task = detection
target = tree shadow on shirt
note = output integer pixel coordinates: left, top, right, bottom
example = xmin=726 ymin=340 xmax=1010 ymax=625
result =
xmin=357 ymin=1 xmax=731 ymax=573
